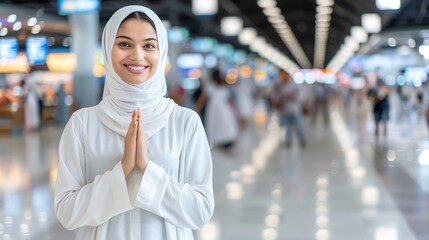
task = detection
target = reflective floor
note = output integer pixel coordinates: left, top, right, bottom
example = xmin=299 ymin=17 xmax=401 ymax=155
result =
xmin=1 ymin=97 xmax=429 ymax=240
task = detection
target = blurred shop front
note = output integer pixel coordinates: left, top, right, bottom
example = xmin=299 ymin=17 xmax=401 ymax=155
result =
xmin=0 ymin=35 xmax=105 ymax=135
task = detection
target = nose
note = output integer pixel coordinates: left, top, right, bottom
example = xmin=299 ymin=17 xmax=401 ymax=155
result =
xmin=130 ymin=47 xmax=144 ymax=61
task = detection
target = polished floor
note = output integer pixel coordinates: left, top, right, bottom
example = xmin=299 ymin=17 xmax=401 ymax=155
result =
xmin=1 ymin=94 xmax=429 ymax=240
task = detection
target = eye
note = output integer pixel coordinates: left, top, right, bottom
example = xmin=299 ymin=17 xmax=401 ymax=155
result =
xmin=118 ymin=42 xmax=131 ymax=47
xmin=144 ymin=42 xmax=157 ymax=49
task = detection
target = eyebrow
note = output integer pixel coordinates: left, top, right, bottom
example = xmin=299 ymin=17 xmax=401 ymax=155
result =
xmin=116 ymin=36 xmax=158 ymax=42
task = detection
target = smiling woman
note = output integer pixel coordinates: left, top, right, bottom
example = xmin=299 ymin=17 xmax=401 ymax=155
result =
xmin=112 ymin=12 xmax=160 ymax=85
xmin=53 ymin=5 xmax=214 ymax=240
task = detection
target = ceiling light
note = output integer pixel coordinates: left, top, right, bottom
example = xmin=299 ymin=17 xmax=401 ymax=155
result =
xmin=7 ymin=14 xmax=17 ymax=23
xmin=316 ymin=6 xmax=333 ymax=14
xmin=273 ymin=22 xmax=289 ymax=30
xmin=63 ymin=37 xmax=72 ymax=47
xmin=27 ymin=17 xmax=37 ymax=27
xmin=263 ymin=7 xmax=281 ymax=16
xmin=345 ymin=36 xmax=359 ymax=51
xmin=267 ymin=15 xmax=284 ymax=24
xmin=0 ymin=28 xmax=8 ymax=36
xmin=221 ymin=16 xmax=243 ymax=36
xmin=257 ymin=0 xmax=277 ymax=9
xmin=13 ymin=22 xmax=22 ymax=31
xmin=316 ymin=14 xmax=331 ymax=22
xmin=48 ymin=37 xmax=56 ymax=46
xmin=317 ymin=22 xmax=330 ymax=28
xmin=376 ymin=0 xmax=400 ymax=10
xmin=258 ymin=0 xmax=310 ymax=68
xmin=31 ymin=25 xmax=41 ymax=34
xmin=387 ymin=37 xmax=396 ymax=47
xmin=317 ymin=0 xmax=334 ymax=7
xmin=251 ymin=36 xmax=267 ymax=52
xmin=351 ymin=26 xmax=368 ymax=43
xmin=238 ymin=28 xmax=257 ymax=45
xmin=192 ymin=0 xmax=218 ymax=15
xmin=362 ymin=14 xmax=381 ymax=33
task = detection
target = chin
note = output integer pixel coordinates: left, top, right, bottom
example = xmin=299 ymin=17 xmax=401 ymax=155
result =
xmin=122 ymin=75 xmax=149 ymax=84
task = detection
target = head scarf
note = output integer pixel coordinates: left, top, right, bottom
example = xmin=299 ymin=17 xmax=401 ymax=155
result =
xmin=96 ymin=5 xmax=176 ymax=138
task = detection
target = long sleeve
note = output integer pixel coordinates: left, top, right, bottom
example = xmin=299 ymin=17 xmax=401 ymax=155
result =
xmin=54 ymin=112 xmax=133 ymax=230
xmin=133 ymin=112 xmax=214 ymax=229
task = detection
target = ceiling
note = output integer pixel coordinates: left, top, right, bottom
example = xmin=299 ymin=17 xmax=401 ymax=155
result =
xmin=1 ymin=0 xmax=429 ymax=69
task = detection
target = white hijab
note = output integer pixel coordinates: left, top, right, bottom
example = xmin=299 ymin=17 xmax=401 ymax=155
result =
xmin=96 ymin=5 xmax=176 ymax=138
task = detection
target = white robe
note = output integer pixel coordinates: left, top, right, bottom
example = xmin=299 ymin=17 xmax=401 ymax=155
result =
xmin=235 ymin=78 xmax=254 ymax=120
xmin=54 ymin=105 xmax=214 ymax=240
xmin=24 ymin=89 xmax=40 ymax=130
xmin=205 ymin=85 xmax=239 ymax=146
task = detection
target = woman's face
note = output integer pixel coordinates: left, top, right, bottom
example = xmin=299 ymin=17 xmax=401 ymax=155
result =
xmin=112 ymin=19 xmax=159 ymax=84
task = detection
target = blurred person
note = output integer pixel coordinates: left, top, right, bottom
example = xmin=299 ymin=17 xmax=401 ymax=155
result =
xmin=24 ymin=72 xmax=40 ymax=131
xmin=368 ymin=78 xmax=391 ymax=138
xmin=205 ymin=69 xmax=239 ymax=149
xmin=311 ymin=81 xmax=330 ymax=126
xmin=191 ymin=77 xmax=208 ymax=125
xmin=272 ymin=68 xmax=306 ymax=148
xmin=352 ymin=76 xmax=369 ymax=120
xmin=234 ymin=77 xmax=255 ymax=130
xmin=54 ymin=6 xmax=214 ymax=240
xmin=397 ymin=82 xmax=417 ymax=133
xmin=352 ymin=76 xmax=370 ymax=137
xmin=168 ymin=82 xmax=186 ymax=106
xmin=422 ymin=75 xmax=429 ymax=135
xmin=56 ymin=82 xmax=68 ymax=125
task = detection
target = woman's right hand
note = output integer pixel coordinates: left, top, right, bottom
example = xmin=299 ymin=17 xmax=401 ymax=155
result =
xmin=122 ymin=109 xmax=138 ymax=177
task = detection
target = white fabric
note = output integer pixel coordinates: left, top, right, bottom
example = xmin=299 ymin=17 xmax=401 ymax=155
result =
xmin=24 ymin=90 xmax=40 ymax=130
xmin=273 ymin=81 xmax=302 ymax=114
xmin=235 ymin=78 xmax=254 ymax=119
xmin=96 ymin=5 xmax=175 ymax=138
xmin=54 ymin=106 xmax=214 ymax=240
xmin=54 ymin=5 xmax=214 ymax=240
xmin=205 ymin=84 xmax=239 ymax=145
xmin=24 ymin=74 xmax=40 ymax=131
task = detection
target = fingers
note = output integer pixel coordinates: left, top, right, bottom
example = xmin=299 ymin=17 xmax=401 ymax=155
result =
xmin=126 ymin=109 xmax=138 ymax=144
xmin=122 ymin=108 xmax=139 ymax=177
xmin=136 ymin=108 xmax=149 ymax=173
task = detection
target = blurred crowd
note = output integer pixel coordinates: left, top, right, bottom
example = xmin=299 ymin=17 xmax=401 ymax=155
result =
xmin=166 ymin=67 xmax=429 ymax=151
xmin=2 ymin=66 xmax=429 ymax=147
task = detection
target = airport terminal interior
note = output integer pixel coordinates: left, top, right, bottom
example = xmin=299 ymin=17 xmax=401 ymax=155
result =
xmin=1 ymin=0 xmax=429 ymax=239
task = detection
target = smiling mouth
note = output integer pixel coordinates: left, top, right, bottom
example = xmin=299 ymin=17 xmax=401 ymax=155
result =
xmin=125 ymin=64 xmax=148 ymax=73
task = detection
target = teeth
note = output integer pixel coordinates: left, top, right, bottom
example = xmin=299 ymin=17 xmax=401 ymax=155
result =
xmin=127 ymin=65 xmax=145 ymax=71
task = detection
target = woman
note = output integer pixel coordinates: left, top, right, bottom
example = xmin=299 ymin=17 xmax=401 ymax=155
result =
xmin=54 ymin=5 xmax=214 ymax=240
xmin=205 ymin=69 xmax=239 ymax=149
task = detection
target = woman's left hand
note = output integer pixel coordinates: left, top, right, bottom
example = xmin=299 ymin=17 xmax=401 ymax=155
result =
xmin=135 ymin=108 xmax=149 ymax=173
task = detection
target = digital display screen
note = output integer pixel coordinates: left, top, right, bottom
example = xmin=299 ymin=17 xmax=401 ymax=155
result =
xmin=26 ymin=36 xmax=48 ymax=65
xmin=177 ymin=53 xmax=204 ymax=69
xmin=58 ymin=0 xmax=100 ymax=15
xmin=0 ymin=38 xmax=18 ymax=60
xmin=191 ymin=37 xmax=217 ymax=53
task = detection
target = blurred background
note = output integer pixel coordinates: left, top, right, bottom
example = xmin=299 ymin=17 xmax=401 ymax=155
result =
xmin=1 ymin=0 xmax=429 ymax=239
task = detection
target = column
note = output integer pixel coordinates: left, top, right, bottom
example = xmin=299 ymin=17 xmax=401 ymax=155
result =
xmin=69 ymin=12 xmax=99 ymax=108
